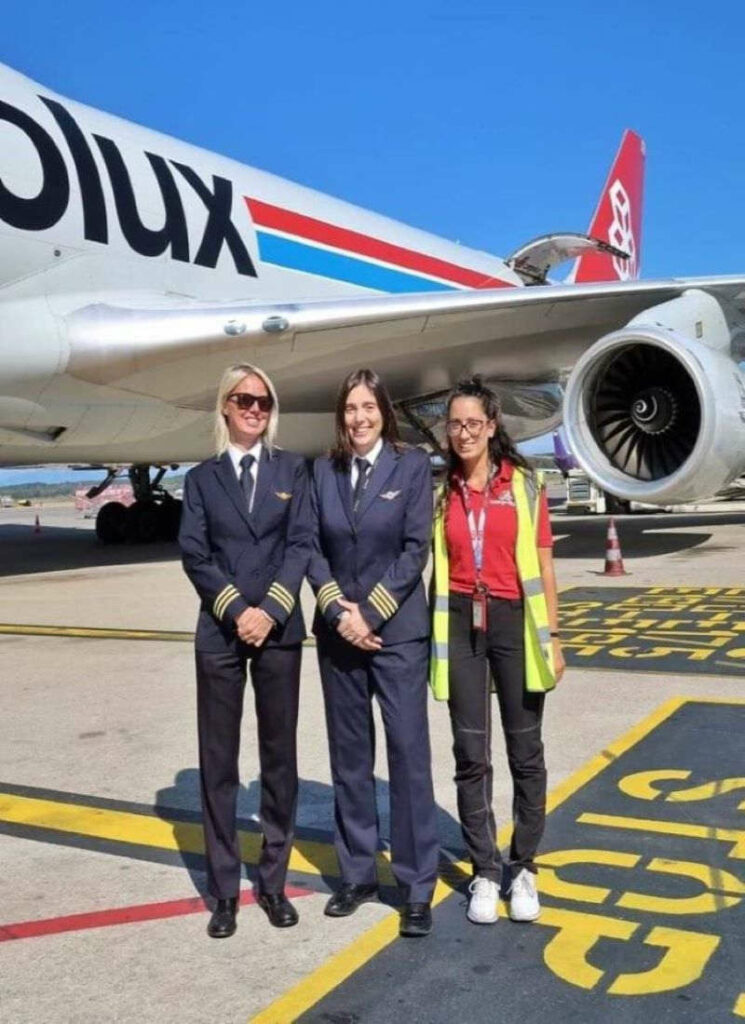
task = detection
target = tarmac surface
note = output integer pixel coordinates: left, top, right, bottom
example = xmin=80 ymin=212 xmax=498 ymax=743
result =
xmin=1 ymin=501 xmax=744 ymax=1023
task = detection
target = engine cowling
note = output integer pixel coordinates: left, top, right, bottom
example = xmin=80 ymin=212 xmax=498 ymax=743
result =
xmin=564 ymin=299 xmax=745 ymax=504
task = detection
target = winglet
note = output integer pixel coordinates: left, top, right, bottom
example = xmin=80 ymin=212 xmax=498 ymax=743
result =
xmin=571 ymin=130 xmax=645 ymax=283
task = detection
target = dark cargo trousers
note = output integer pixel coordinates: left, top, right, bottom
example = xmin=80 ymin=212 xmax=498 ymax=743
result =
xmin=447 ymin=592 xmax=546 ymax=881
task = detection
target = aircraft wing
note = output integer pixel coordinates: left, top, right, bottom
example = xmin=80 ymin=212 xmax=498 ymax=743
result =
xmin=66 ymin=274 xmax=745 ymax=436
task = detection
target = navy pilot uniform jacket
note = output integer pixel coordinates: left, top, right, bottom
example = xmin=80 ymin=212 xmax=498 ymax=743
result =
xmin=180 ymin=447 xmax=310 ymax=649
xmin=309 ymin=443 xmax=431 ymax=643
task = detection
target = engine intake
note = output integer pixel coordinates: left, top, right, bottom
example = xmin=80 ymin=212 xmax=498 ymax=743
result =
xmin=587 ymin=344 xmax=700 ymax=481
xmin=564 ymin=320 xmax=745 ymax=504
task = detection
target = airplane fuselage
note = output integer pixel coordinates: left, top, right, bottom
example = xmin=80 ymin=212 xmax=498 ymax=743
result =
xmin=0 ymin=62 xmax=522 ymax=465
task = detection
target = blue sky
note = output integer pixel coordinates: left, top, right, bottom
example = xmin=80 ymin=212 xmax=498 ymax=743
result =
xmin=2 ymin=1 xmax=744 ymax=484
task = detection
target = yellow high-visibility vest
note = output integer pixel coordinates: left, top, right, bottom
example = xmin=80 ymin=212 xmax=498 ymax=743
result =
xmin=429 ymin=466 xmax=556 ymax=701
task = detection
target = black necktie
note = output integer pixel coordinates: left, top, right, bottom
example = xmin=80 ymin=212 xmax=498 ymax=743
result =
xmin=352 ymin=457 xmax=371 ymax=515
xmin=240 ymin=453 xmax=255 ymax=513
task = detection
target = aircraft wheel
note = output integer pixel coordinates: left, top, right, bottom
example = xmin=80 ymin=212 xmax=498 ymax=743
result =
xmin=124 ymin=501 xmax=162 ymax=544
xmin=95 ymin=501 xmax=127 ymax=544
xmin=158 ymin=496 xmax=183 ymax=541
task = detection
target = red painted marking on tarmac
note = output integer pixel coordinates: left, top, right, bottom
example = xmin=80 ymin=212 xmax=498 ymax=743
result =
xmin=0 ymin=884 xmax=313 ymax=942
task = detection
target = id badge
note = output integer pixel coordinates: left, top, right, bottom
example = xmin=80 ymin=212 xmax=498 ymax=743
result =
xmin=472 ymin=588 xmax=487 ymax=632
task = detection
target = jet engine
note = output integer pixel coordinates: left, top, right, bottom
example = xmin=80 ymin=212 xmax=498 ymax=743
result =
xmin=563 ymin=291 xmax=745 ymax=504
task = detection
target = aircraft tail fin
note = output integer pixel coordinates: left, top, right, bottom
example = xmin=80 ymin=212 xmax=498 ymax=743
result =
xmin=571 ymin=130 xmax=645 ymax=283
xmin=552 ymin=430 xmax=577 ymax=476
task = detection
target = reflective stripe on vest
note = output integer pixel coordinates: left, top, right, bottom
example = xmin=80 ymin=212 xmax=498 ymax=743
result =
xmin=429 ymin=468 xmax=556 ymax=701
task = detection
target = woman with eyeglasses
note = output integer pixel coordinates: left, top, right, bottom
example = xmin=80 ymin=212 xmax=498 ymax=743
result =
xmin=179 ymin=363 xmax=311 ymax=937
xmin=308 ymin=368 xmax=440 ymax=938
xmin=430 ymin=377 xmax=564 ymax=926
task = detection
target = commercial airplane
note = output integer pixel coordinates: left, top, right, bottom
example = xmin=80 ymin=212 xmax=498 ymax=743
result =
xmin=2 ymin=62 xmax=744 ymax=542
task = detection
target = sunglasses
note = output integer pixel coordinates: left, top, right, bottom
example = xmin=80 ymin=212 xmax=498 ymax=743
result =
xmin=226 ymin=392 xmax=273 ymax=413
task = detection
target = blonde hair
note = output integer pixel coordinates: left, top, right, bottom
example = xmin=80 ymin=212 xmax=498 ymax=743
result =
xmin=214 ymin=363 xmax=280 ymax=456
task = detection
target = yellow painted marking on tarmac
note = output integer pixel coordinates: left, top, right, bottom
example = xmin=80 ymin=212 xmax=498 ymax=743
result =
xmin=538 ymin=847 xmax=745 ymax=915
xmin=619 ymin=769 xmax=693 ymax=800
xmin=539 ymin=907 xmax=720 ymax=994
xmin=0 ymin=792 xmax=397 ymax=884
xmin=0 ymin=622 xmax=317 ymax=646
xmin=540 ymin=907 xmax=639 ymax=990
xmin=0 ymin=623 xmax=194 ymax=642
xmin=617 ymin=857 xmax=745 ymax=916
xmin=734 ymin=993 xmax=745 ymax=1016
xmin=248 ymin=695 xmax=693 ymax=1023
xmin=546 ymin=697 xmax=687 ymax=814
xmin=666 ymin=776 xmax=745 ymax=804
xmin=607 ymin=926 xmax=720 ymax=996
xmin=579 ymin=812 xmax=745 ymax=859
xmin=537 ymin=849 xmax=640 ymax=905
xmin=250 ymin=875 xmax=462 ymax=1024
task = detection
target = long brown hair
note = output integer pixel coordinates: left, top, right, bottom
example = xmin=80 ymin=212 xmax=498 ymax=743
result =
xmin=439 ymin=376 xmax=531 ymax=510
xmin=330 ymin=368 xmax=403 ymax=467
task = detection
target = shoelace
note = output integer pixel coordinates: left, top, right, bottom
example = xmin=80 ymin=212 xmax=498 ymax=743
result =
xmin=511 ymin=871 xmax=535 ymax=897
xmin=468 ymin=876 xmax=495 ymax=897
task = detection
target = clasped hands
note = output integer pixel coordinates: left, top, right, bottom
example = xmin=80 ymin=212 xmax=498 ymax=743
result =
xmin=336 ymin=598 xmax=382 ymax=651
xmin=235 ymin=606 xmax=275 ymax=646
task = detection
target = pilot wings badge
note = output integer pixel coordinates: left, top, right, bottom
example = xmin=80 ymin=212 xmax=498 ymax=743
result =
xmin=380 ymin=490 xmax=401 ymax=501
xmin=274 ymin=491 xmax=292 ymax=501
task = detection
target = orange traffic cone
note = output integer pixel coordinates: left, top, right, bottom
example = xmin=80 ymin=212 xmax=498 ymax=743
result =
xmin=34 ymin=513 xmax=41 ymax=534
xmin=603 ymin=517 xmax=627 ymax=576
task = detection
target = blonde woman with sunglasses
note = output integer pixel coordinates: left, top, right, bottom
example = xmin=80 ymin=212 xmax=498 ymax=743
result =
xmin=179 ymin=363 xmax=312 ymax=937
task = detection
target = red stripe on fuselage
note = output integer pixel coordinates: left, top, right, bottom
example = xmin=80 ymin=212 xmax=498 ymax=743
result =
xmin=0 ymin=885 xmax=313 ymax=942
xmin=245 ymin=198 xmax=510 ymax=290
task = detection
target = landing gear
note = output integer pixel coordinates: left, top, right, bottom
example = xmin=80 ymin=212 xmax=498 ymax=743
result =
xmin=604 ymin=491 xmax=632 ymax=516
xmin=93 ymin=464 xmax=182 ymax=544
xmin=95 ymin=500 xmax=128 ymax=544
xmin=124 ymin=499 xmax=163 ymax=544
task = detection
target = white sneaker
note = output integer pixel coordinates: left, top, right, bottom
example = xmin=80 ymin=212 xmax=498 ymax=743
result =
xmin=509 ymin=868 xmax=540 ymax=921
xmin=466 ymin=876 xmax=499 ymax=924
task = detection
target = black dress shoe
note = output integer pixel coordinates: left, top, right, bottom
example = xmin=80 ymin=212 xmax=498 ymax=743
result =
xmin=324 ymin=882 xmax=379 ymax=917
xmin=207 ymin=897 xmax=238 ymax=938
xmin=257 ymin=892 xmax=299 ymax=928
xmin=400 ymin=902 xmax=432 ymax=937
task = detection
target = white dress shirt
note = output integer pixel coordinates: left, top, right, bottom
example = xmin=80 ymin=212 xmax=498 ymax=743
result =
xmin=350 ymin=436 xmax=383 ymax=489
xmin=228 ymin=440 xmax=263 ymax=513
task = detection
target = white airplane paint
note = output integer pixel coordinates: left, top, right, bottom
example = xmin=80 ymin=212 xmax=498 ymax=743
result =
xmin=2 ymin=60 xmax=745 ymax=540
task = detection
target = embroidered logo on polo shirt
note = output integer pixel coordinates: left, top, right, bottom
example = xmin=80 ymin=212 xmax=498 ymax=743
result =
xmin=489 ymin=492 xmax=515 ymax=506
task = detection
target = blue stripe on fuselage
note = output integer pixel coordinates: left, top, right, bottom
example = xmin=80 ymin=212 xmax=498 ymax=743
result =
xmin=256 ymin=232 xmax=459 ymax=293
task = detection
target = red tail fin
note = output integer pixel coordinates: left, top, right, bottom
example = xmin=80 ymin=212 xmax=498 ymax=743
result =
xmin=572 ymin=130 xmax=645 ymax=283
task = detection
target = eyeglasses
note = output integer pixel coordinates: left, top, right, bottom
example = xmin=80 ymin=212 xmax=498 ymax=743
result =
xmin=445 ymin=418 xmax=488 ymax=437
xmin=227 ymin=392 xmax=273 ymax=413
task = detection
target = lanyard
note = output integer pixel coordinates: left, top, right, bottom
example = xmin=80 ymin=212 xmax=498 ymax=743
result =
xmin=456 ymin=467 xmax=495 ymax=586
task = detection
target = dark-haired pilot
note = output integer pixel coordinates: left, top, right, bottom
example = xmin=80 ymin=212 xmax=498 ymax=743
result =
xmin=308 ymin=368 xmax=439 ymax=938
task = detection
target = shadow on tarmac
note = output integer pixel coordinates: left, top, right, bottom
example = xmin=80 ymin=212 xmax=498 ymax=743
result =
xmin=0 ymin=522 xmax=180 ymax=577
xmin=551 ymin=510 xmax=745 ymax=560
xmin=154 ymin=768 xmax=468 ymax=900
xmin=4 ymin=509 xmax=745 ymax=577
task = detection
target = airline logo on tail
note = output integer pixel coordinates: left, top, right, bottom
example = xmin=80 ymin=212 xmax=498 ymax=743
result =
xmin=573 ymin=129 xmax=645 ymax=284
xmin=608 ymin=179 xmax=636 ymax=279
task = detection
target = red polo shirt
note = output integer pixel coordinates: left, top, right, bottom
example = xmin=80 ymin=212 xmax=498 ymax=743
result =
xmin=445 ymin=461 xmax=553 ymax=599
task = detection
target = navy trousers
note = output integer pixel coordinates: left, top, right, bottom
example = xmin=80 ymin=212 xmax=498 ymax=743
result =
xmin=318 ymin=635 xmax=440 ymax=903
xmin=196 ymin=644 xmax=301 ymax=898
